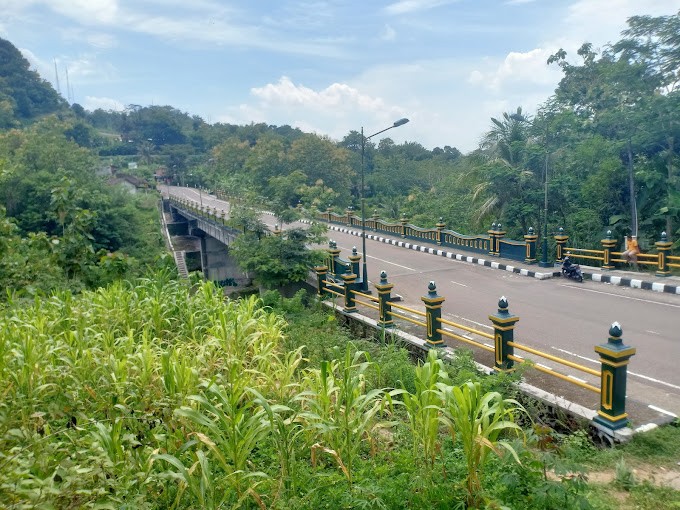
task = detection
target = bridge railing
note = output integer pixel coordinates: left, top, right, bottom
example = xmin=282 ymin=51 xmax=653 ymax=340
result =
xmin=317 ymin=205 xmax=677 ymax=275
xmin=317 ymin=209 xmax=539 ymax=264
xmin=558 ymin=228 xmax=678 ymax=276
xmin=314 ymin=257 xmax=635 ymax=433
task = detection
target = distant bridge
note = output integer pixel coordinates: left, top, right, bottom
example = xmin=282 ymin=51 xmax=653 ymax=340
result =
xmin=163 ymin=190 xmax=250 ymax=287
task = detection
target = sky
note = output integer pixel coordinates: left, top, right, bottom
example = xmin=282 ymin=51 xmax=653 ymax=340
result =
xmin=1 ymin=1 xmax=678 ymax=153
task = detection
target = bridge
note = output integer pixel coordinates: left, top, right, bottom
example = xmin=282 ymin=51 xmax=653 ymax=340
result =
xmin=162 ymin=187 xmax=249 ymax=287
xmin=161 ymin=185 xmax=680 ymax=438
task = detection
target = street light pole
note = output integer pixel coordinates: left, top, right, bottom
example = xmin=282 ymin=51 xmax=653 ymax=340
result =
xmin=360 ymin=118 xmax=410 ymax=291
xmin=539 ymin=150 xmax=551 ymax=267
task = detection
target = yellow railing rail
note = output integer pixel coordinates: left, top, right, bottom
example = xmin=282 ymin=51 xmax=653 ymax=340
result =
xmin=353 ymin=290 xmax=378 ymax=302
xmin=438 ymin=317 xmax=494 ymax=340
xmin=390 ymin=302 xmax=426 ymax=317
xmin=352 ymin=297 xmax=379 ymax=311
xmin=566 ymin=247 xmax=603 ymax=255
xmin=390 ymin=312 xmax=427 ymax=328
xmin=507 ymin=341 xmax=600 ymax=377
xmin=437 ymin=328 xmax=495 ymax=353
xmin=508 ymin=355 xmax=600 ymax=393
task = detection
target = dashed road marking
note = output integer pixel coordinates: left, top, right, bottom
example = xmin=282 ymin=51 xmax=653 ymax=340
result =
xmin=559 ymin=284 xmax=680 ymax=308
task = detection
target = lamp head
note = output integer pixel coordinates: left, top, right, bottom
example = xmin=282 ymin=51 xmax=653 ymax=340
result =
xmin=393 ymin=118 xmax=409 ymax=127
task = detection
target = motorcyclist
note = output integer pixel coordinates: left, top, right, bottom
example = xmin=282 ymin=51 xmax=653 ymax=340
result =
xmin=562 ymin=253 xmax=576 ymax=276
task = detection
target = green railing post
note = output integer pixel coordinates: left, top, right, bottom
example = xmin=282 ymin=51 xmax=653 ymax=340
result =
xmin=488 ymin=222 xmax=498 ymax=256
xmin=374 ymin=270 xmax=394 ymax=328
xmin=327 ymin=240 xmax=341 ymax=277
xmin=372 ymin=209 xmax=380 ymax=231
xmin=400 ymin=214 xmax=408 ymax=238
xmin=436 ymin=217 xmax=446 ymax=246
xmin=554 ymin=227 xmax=569 ymax=263
xmin=655 ymin=231 xmax=672 ymax=277
xmin=315 ymin=265 xmax=329 ymax=297
xmin=495 ymin=223 xmax=505 ymax=257
xmin=594 ymin=322 xmax=636 ymax=431
xmin=600 ymin=229 xmax=616 ymax=269
xmin=348 ymin=247 xmax=361 ymax=282
xmin=524 ymin=227 xmax=538 ymax=264
xmin=341 ymin=272 xmax=358 ymax=312
xmin=489 ymin=297 xmax=519 ymax=372
xmin=421 ymin=281 xmax=445 ymax=347
xmin=487 ymin=222 xmax=504 ymax=256
xmin=346 ymin=206 xmax=353 ymax=226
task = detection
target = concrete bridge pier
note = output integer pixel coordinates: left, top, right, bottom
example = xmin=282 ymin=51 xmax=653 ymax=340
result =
xmin=198 ymin=233 xmax=250 ymax=286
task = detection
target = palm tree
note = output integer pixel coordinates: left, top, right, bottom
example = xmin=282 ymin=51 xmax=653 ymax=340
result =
xmin=465 ymin=107 xmax=535 ymax=226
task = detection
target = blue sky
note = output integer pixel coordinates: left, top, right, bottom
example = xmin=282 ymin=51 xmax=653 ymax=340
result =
xmin=1 ymin=1 xmax=678 ymax=153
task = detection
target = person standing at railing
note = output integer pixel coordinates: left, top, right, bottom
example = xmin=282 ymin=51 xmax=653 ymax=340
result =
xmin=622 ymin=235 xmax=640 ymax=269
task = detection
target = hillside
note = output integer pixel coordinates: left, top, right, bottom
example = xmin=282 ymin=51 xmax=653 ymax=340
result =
xmin=0 ymin=37 xmax=66 ymax=127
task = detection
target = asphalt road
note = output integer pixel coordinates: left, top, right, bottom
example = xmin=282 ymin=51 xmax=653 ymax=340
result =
xmin=165 ymin=186 xmax=680 ymax=421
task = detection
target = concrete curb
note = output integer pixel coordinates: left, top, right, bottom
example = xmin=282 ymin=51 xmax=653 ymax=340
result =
xmin=325 ymin=224 xmax=680 ymax=294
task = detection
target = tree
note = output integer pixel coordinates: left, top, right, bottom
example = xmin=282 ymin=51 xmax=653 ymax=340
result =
xmin=287 ymin=135 xmax=354 ymax=205
xmin=231 ymin=225 xmax=326 ymax=289
xmin=548 ymin=43 xmax=660 ymax=236
xmin=464 ymin=107 xmax=539 ymax=233
xmin=0 ymin=38 xmax=66 ymax=123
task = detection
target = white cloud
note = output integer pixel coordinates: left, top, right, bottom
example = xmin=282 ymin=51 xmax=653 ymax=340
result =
xmin=381 ymin=24 xmax=396 ymax=41
xmin=40 ymin=0 xmax=120 ymax=25
xmin=251 ymin=77 xmax=388 ymax=112
xmin=561 ymin=0 xmax=679 ymax=50
xmin=19 ymin=47 xmax=51 ymax=78
xmin=468 ymin=48 xmax=561 ymax=92
xmin=16 ymin=0 xmax=347 ymax=59
xmin=216 ymin=76 xmax=408 ymax=143
xmin=384 ymin=0 xmax=459 ymax=15
xmin=83 ymin=95 xmax=125 ymax=111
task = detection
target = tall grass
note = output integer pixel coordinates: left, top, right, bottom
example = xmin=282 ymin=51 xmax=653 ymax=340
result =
xmin=0 ymin=276 xmax=624 ymax=509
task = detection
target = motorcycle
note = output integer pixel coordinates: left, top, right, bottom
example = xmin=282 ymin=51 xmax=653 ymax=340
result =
xmin=561 ymin=257 xmax=583 ymax=282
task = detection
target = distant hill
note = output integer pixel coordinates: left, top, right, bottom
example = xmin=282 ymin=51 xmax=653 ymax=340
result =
xmin=0 ymin=37 xmax=66 ymax=127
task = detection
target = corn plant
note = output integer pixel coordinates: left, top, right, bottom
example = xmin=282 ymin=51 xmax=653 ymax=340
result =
xmin=402 ymin=348 xmax=448 ymax=468
xmin=250 ymin=388 xmax=307 ymax=498
xmin=252 ymin=345 xmax=305 ymax=402
xmin=436 ymin=381 xmax=526 ymax=508
xmin=161 ymin=372 xmax=270 ymax=507
xmin=301 ymin=344 xmax=401 ymax=486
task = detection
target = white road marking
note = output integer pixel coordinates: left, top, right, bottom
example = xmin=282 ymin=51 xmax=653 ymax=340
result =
xmin=366 ymin=255 xmax=416 ymax=271
xmin=648 ymin=405 xmax=677 ymax=417
xmin=567 ymin=375 xmax=588 ymax=384
xmin=552 ymin=347 xmax=599 ymax=365
xmin=334 ymin=245 xmax=416 ymax=271
xmin=627 ymin=371 xmax=680 ymax=390
xmin=559 ymin=284 xmax=680 ymax=308
xmin=553 ymin=346 xmax=680 ymax=391
xmin=645 ymin=330 xmax=660 ymax=335
xmin=447 ymin=314 xmax=494 ymax=331
xmin=450 ymin=280 xmax=469 ymax=287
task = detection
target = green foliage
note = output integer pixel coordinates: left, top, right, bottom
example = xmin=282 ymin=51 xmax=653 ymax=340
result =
xmin=436 ymin=380 xmax=527 ymax=508
xmin=0 ymin=117 xmax=164 ymax=296
xmin=2 ymin=278 xmax=679 ymax=508
xmin=302 ymin=344 xmax=402 ymax=486
xmin=402 ymin=349 xmax=448 ymax=468
xmin=0 ymin=37 xmax=66 ymax=124
xmin=231 ymin=224 xmax=327 ymax=289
